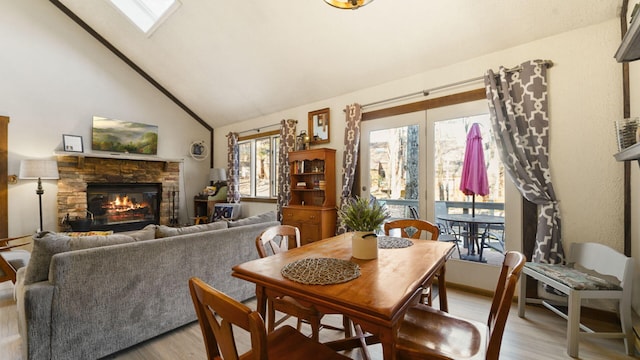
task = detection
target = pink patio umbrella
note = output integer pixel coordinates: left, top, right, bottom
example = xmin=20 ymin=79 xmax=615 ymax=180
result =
xmin=459 ymin=123 xmax=489 ymax=217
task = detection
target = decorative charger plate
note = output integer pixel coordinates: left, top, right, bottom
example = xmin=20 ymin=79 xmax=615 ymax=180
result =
xmin=377 ymin=236 xmax=414 ymax=249
xmin=281 ymin=257 xmax=360 ymax=285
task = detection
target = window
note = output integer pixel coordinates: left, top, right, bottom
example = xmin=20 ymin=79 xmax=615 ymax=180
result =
xmin=238 ymin=132 xmax=280 ymax=198
xmin=108 ymin=0 xmax=180 ymax=35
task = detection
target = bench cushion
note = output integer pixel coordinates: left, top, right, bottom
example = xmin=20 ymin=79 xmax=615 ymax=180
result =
xmin=525 ymin=262 xmax=622 ymax=291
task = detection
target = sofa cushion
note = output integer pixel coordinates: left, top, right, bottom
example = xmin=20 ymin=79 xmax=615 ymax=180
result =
xmin=155 ymin=221 xmax=228 ymax=238
xmin=228 ymin=211 xmax=277 ymax=228
xmin=23 ymin=232 xmax=135 ymax=285
xmin=119 ymin=224 xmax=157 ymax=241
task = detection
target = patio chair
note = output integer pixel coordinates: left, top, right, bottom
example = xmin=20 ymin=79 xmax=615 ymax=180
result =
xmin=481 ymin=223 xmax=505 ymax=253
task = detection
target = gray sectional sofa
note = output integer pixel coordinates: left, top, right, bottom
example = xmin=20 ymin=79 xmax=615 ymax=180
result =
xmin=15 ymin=212 xmax=279 ymax=360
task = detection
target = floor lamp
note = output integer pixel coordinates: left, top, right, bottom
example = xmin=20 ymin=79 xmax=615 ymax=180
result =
xmin=19 ymin=159 xmax=59 ymax=232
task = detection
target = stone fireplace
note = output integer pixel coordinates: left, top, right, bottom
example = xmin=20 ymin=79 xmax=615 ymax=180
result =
xmin=56 ymin=155 xmax=180 ymax=232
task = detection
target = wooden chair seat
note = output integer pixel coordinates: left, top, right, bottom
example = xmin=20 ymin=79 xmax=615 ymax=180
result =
xmin=396 ymin=305 xmax=488 ymax=360
xmin=395 ymin=251 xmax=525 ymax=360
xmin=189 ymin=277 xmax=350 ymax=360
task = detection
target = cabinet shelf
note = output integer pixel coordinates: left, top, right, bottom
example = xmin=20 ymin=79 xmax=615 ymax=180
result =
xmin=614 ymin=142 xmax=640 ymax=162
xmin=616 ymin=12 xmax=640 ymax=62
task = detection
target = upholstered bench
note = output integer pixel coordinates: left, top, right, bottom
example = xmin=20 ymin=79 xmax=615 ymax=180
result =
xmin=523 ymin=262 xmax=622 ymax=291
xmin=518 ymin=242 xmax=633 ymax=358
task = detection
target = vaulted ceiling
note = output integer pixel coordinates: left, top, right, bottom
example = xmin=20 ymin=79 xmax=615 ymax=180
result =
xmin=56 ymin=1 xmax=620 ymax=128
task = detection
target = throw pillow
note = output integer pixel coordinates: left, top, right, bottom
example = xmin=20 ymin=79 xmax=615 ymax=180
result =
xmin=119 ymin=224 xmax=157 ymax=241
xmin=211 ymin=205 xmax=234 ymax=221
xmin=68 ymin=234 xmax=135 ymax=251
xmin=228 ymin=211 xmax=277 ymax=228
xmin=155 ymin=221 xmax=228 ymax=238
xmin=23 ymin=231 xmax=136 ymax=285
xmin=23 ymin=232 xmax=71 ymax=285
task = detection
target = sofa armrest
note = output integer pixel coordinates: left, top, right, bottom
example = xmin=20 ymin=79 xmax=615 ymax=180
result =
xmin=16 ymin=274 xmax=54 ymax=360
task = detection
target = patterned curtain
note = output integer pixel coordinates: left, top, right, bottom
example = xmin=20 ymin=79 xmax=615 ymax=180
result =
xmin=336 ymin=104 xmax=362 ymax=234
xmin=485 ymin=60 xmax=564 ymax=264
xmin=226 ymin=132 xmax=240 ymax=204
xmin=277 ymin=119 xmax=297 ymax=222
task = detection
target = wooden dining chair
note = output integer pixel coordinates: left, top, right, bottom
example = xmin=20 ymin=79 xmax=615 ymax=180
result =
xmin=383 ymin=219 xmax=440 ymax=240
xmin=255 ymin=225 xmax=351 ymax=341
xmin=395 ymin=251 xmax=526 ymax=360
xmin=0 ymin=235 xmax=31 ymax=284
xmin=384 ymin=219 xmax=447 ymax=308
xmin=188 ymin=277 xmax=351 ymax=360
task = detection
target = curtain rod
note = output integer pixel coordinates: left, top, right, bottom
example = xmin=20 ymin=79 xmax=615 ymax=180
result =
xmin=359 ymin=60 xmax=553 ymax=110
xmin=236 ymin=122 xmax=282 ymax=135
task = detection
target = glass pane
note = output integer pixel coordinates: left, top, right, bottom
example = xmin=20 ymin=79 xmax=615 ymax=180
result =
xmin=255 ymin=138 xmax=271 ymax=197
xmin=273 ymin=136 xmax=280 ymax=197
xmin=433 ymin=114 xmax=504 ymax=210
xmin=109 ymin=0 xmax=177 ymax=32
xmin=368 ymin=125 xmax=419 ymax=219
xmin=238 ymin=142 xmax=251 ymax=196
xmin=434 ymin=114 xmax=505 ymax=264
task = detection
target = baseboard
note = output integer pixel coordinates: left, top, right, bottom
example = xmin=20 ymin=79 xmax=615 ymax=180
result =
xmin=446 ymin=282 xmax=495 ymax=298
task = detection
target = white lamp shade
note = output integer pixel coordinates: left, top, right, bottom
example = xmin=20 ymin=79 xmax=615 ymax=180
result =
xmin=19 ymin=159 xmax=59 ymax=180
xmin=209 ymin=168 xmax=227 ymax=182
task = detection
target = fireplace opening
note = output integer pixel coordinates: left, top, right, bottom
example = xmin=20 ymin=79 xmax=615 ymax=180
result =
xmin=86 ymin=183 xmax=161 ymax=232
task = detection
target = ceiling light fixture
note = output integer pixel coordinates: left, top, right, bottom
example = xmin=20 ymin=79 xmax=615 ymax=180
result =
xmin=324 ymin=0 xmax=374 ymax=10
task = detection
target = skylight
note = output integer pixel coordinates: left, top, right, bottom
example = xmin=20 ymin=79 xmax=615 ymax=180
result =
xmin=109 ymin=0 xmax=180 ymax=35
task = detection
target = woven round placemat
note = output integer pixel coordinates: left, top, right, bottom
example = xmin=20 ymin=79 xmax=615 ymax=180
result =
xmin=377 ymin=236 xmax=414 ymax=249
xmin=281 ymin=257 xmax=361 ymax=285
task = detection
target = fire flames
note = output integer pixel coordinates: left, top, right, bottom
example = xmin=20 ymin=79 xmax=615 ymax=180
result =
xmin=109 ymin=195 xmax=145 ymax=212
xmin=102 ymin=195 xmax=150 ymax=222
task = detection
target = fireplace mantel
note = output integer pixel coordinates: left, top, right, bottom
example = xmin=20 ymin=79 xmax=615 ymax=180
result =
xmin=54 ymin=151 xmax=183 ymax=170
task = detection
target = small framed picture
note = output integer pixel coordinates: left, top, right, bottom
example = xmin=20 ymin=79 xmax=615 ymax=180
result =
xmin=63 ymin=134 xmax=84 ymax=153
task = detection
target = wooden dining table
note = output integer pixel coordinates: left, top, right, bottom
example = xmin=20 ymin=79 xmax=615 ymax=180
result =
xmin=232 ymin=233 xmax=455 ymax=360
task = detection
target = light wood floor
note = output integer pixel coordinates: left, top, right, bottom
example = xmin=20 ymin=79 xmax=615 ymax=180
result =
xmin=0 ymin=281 xmax=636 ymax=360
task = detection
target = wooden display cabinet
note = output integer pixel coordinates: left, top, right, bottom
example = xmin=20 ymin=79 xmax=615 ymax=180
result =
xmin=283 ymin=148 xmax=336 ymax=244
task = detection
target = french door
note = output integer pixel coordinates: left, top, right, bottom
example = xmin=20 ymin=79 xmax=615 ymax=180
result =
xmin=359 ymin=112 xmax=427 ymax=221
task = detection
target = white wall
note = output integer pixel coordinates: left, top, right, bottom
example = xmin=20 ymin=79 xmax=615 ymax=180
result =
xmin=215 ymin=19 xmax=625 ymax=291
xmin=0 ymin=0 xmax=212 ymax=235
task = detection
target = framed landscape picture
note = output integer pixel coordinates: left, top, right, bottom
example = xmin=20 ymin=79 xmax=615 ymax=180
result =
xmin=92 ymin=116 xmax=158 ymax=155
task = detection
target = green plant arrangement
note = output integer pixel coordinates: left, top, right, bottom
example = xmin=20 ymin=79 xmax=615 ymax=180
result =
xmin=338 ymin=196 xmax=389 ymax=232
